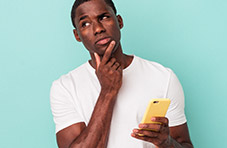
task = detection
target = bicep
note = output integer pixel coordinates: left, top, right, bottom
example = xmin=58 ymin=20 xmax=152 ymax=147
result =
xmin=169 ymin=123 xmax=193 ymax=146
xmin=57 ymin=122 xmax=86 ymax=148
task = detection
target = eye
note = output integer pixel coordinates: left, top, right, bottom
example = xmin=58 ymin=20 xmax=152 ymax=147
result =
xmin=100 ymin=15 xmax=110 ymax=21
xmin=81 ymin=22 xmax=90 ymax=28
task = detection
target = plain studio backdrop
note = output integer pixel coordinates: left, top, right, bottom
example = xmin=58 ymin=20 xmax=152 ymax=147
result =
xmin=0 ymin=0 xmax=226 ymax=147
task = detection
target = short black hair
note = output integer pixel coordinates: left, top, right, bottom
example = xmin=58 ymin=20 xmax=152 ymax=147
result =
xmin=71 ymin=0 xmax=117 ymax=28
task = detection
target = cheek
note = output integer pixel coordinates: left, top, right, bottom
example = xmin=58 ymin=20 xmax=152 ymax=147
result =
xmin=111 ymin=23 xmax=121 ymax=39
xmin=80 ymin=31 xmax=93 ymax=47
xmin=112 ymin=28 xmax=121 ymax=40
xmin=80 ymin=30 xmax=91 ymax=41
xmin=82 ymin=40 xmax=94 ymax=52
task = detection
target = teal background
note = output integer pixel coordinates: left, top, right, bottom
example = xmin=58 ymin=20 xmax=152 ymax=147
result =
xmin=0 ymin=0 xmax=226 ymax=147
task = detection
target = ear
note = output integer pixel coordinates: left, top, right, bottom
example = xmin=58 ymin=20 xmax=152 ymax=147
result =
xmin=117 ymin=15 xmax=123 ymax=29
xmin=73 ymin=29 xmax=82 ymax=42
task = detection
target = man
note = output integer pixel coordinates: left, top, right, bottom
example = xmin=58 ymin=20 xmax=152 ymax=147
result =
xmin=50 ymin=0 xmax=193 ymax=147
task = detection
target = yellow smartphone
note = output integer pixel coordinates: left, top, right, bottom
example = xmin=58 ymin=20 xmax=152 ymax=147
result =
xmin=138 ymin=99 xmax=170 ymax=136
xmin=141 ymin=98 xmax=171 ymax=125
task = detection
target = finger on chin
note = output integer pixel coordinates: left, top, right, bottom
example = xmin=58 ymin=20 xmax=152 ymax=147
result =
xmin=94 ymin=52 xmax=101 ymax=69
xmin=102 ymin=40 xmax=116 ymax=63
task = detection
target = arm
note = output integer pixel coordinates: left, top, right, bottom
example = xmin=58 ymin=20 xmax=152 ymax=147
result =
xmin=69 ymin=89 xmax=119 ymax=148
xmin=131 ymin=69 xmax=193 ymax=147
xmin=56 ymin=41 xmax=122 ymax=148
xmin=131 ymin=117 xmax=193 ymax=148
xmin=169 ymin=122 xmax=193 ymax=148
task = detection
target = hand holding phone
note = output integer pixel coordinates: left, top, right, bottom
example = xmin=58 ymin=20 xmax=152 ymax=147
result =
xmin=139 ymin=98 xmax=170 ymax=132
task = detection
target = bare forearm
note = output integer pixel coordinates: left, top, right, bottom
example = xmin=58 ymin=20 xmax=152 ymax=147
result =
xmin=69 ymin=89 xmax=117 ymax=148
xmin=159 ymin=136 xmax=193 ymax=148
xmin=170 ymin=138 xmax=193 ymax=148
xmin=69 ymin=42 xmax=122 ymax=148
xmin=96 ymin=121 xmax=111 ymax=148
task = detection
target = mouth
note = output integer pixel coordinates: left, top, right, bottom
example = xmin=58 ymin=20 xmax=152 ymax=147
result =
xmin=95 ymin=37 xmax=111 ymax=45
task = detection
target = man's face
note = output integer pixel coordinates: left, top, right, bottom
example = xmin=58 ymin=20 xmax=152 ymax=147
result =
xmin=73 ymin=0 xmax=123 ymax=56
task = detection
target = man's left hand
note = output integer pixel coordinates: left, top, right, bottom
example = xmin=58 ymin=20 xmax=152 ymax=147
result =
xmin=131 ymin=117 xmax=173 ymax=148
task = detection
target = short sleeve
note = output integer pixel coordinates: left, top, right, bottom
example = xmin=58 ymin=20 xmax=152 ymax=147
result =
xmin=165 ymin=69 xmax=187 ymax=127
xmin=50 ymin=79 xmax=84 ymax=133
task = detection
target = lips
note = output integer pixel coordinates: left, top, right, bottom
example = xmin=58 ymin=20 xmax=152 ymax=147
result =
xmin=96 ymin=37 xmax=111 ymax=45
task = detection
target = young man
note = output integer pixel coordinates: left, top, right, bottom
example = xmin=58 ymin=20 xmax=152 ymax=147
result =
xmin=50 ymin=0 xmax=193 ymax=147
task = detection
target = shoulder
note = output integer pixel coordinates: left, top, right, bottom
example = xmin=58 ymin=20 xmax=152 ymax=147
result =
xmin=133 ymin=55 xmax=173 ymax=77
xmin=54 ymin=62 xmax=89 ymax=83
xmin=51 ymin=62 xmax=89 ymax=94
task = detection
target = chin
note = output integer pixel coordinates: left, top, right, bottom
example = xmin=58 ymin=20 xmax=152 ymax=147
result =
xmin=95 ymin=46 xmax=109 ymax=55
xmin=93 ymin=40 xmax=119 ymax=56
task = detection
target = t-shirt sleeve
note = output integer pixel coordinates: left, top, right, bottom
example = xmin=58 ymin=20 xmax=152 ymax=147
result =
xmin=50 ymin=79 xmax=84 ymax=133
xmin=165 ymin=69 xmax=187 ymax=127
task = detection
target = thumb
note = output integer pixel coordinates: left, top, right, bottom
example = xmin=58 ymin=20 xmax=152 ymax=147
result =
xmin=94 ymin=52 xmax=101 ymax=70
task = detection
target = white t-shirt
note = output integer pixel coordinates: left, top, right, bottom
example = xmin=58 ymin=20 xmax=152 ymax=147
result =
xmin=50 ymin=55 xmax=186 ymax=148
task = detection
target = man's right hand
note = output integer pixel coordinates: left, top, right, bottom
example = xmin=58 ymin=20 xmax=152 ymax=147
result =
xmin=57 ymin=41 xmax=122 ymax=148
xmin=94 ymin=41 xmax=123 ymax=94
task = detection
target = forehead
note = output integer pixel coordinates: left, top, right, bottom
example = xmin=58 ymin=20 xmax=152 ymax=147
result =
xmin=75 ymin=0 xmax=114 ymax=19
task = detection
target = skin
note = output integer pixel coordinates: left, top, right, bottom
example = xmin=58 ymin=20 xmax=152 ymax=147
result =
xmin=131 ymin=118 xmax=193 ymax=148
xmin=56 ymin=0 xmax=193 ymax=147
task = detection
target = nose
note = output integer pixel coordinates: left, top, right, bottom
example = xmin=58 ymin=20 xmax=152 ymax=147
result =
xmin=93 ymin=21 xmax=105 ymax=36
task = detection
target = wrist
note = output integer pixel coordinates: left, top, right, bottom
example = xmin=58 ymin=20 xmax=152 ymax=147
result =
xmin=101 ymin=87 xmax=119 ymax=97
xmin=99 ymin=89 xmax=118 ymax=103
xmin=158 ymin=135 xmax=174 ymax=148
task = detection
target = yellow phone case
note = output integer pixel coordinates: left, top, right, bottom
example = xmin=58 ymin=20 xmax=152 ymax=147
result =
xmin=141 ymin=98 xmax=171 ymax=124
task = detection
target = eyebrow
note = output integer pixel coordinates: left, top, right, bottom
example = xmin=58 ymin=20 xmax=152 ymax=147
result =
xmin=98 ymin=12 xmax=109 ymax=18
xmin=99 ymin=12 xmax=108 ymax=16
xmin=78 ymin=12 xmax=110 ymax=22
xmin=79 ymin=15 xmax=88 ymax=22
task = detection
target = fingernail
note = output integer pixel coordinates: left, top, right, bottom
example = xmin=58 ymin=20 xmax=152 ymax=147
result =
xmin=131 ymin=133 xmax=136 ymax=137
xmin=139 ymin=124 xmax=148 ymax=128
xmin=151 ymin=117 xmax=156 ymax=121
xmin=111 ymin=40 xmax=116 ymax=45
